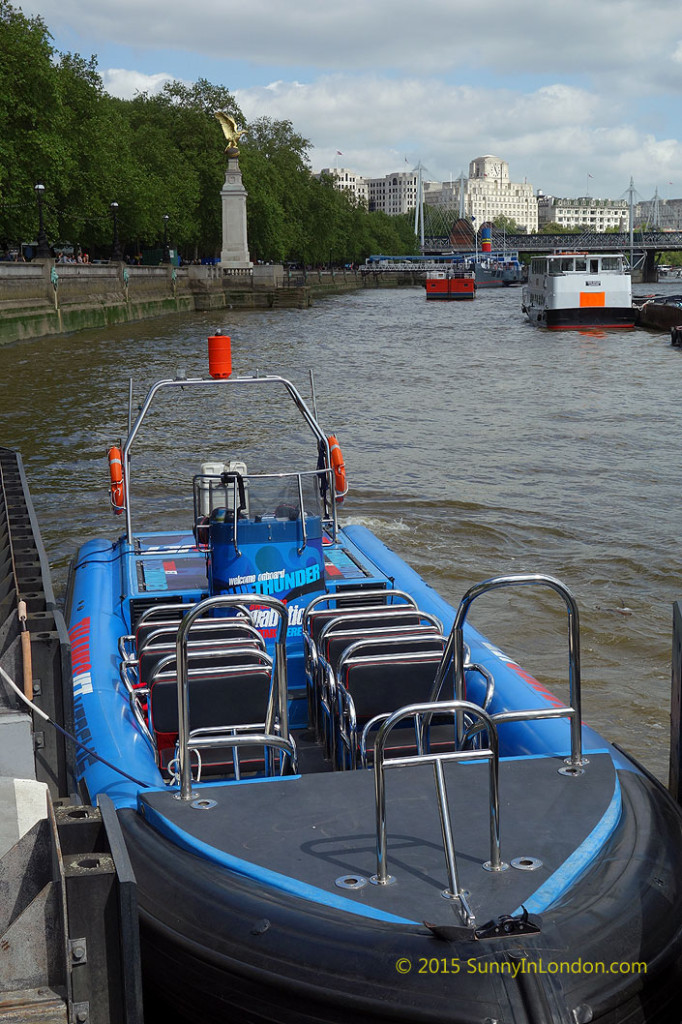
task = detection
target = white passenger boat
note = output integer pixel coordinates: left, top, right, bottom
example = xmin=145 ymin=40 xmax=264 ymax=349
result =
xmin=522 ymin=252 xmax=635 ymax=329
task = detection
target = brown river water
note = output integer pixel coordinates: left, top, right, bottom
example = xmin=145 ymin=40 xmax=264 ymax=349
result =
xmin=1 ymin=281 xmax=681 ymax=782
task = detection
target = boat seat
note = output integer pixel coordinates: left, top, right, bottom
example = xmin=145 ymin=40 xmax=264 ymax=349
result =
xmin=148 ymin=648 xmax=272 ymax=731
xmin=332 ymin=635 xmax=449 ymax=770
xmin=137 ymin=635 xmax=266 ymax=689
xmin=316 ymin=623 xmax=444 ymax=755
xmin=310 ymin=612 xmax=441 ymax=745
xmin=149 ymin=651 xmax=284 ymax=780
xmin=303 ymin=602 xmax=439 ymax=741
xmin=135 ymin=616 xmax=262 ymax=656
xmin=302 ymin=589 xmax=420 ymax=683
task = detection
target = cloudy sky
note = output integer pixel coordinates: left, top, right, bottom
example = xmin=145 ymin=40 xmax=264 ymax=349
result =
xmin=17 ymin=0 xmax=682 ymax=203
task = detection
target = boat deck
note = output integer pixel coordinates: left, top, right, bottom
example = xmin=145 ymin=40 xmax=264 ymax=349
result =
xmin=140 ymin=751 xmax=618 ymax=926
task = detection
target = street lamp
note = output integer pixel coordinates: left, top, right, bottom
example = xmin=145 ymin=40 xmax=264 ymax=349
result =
xmin=34 ymin=183 xmax=51 ymax=259
xmin=162 ymin=213 xmax=170 ymax=263
xmin=110 ymin=201 xmax=124 ymax=262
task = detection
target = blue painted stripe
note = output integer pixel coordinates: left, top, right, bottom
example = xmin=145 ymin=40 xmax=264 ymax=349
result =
xmin=514 ymin=773 xmax=623 ymax=915
xmin=140 ymin=799 xmax=418 ymax=925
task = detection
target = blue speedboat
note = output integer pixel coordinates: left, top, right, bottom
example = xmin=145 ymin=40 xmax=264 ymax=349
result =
xmin=66 ymin=336 xmax=682 ymax=1023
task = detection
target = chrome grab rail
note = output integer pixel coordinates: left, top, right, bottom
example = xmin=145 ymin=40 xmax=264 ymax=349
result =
xmin=186 ymin=730 xmax=298 ymax=779
xmin=429 ymin=573 xmax=585 ymax=769
xmin=123 ymin=374 xmax=338 ymax=546
xmin=371 ymin=701 xmax=506 ymax=925
xmin=302 ymin=588 xmax=420 ymax=634
xmin=176 ymin=593 xmax=289 ymax=800
xmin=193 ymin=467 xmax=327 ymax=556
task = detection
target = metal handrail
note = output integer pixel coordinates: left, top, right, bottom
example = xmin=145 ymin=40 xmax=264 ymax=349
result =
xmin=140 ymin=621 xmax=264 ymax=655
xmin=317 ymin=609 xmax=443 ymax=647
xmin=193 ymin=466 xmax=329 ymax=555
xmin=302 ymin=588 xmax=419 ymax=635
xmin=186 ymin=730 xmax=298 ymax=778
xmin=121 ymin=373 xmax=339 ymax=546
xmin=175 ymin=593 xmax=289 ymax=800
xmin=429 ymin=573 xmax=585 ymax=768
xmin=371 ymin=700 xmax=505 ymax=924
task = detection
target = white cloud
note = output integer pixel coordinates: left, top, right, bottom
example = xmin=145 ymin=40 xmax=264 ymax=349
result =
xmin=235 ymin=74 xmax=673 ymax=197
xmin=100 ymin=68 xmax=179 ymax=100
xmin=22 ymin=0 xmax=682 ymax=87
xmin=17 ymin=0 xmax=682 ymax=198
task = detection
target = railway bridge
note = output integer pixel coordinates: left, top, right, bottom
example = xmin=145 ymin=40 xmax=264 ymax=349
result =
xmin=424 ymin=230 xmax=682 ymax=282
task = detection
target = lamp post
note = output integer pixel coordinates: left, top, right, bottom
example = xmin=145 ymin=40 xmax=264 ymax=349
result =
xmin=34 ymin=183 xmax=51 ymax=259
xmin=110 ymin=201 xmax=124 ymax=262
xmin=162 ymin=213 xmax=170 ymax=263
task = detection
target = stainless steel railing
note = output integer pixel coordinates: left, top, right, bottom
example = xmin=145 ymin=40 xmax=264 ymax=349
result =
xmin=175 ymin=593 xmax=289 ymax=800
xmin=429 ymin=573 xmax=585 ymax=769
xmin=370 ymin=700 xmax=506 ymax=926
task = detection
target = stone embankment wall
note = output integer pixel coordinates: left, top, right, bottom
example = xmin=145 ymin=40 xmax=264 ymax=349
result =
xmin=0 ymin=262 xmax=415 ymax=346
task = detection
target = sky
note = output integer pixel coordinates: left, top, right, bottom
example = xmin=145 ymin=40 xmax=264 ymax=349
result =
xmin=15 ymin=0 xmax=682 ymax=204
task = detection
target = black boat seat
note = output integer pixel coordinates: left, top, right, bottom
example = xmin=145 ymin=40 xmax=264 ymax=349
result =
xmin=135 ymin=616 xmax=262 ymax=656
xmin=332 ymin=636 xmax=449 ymax=769
xmin=137 ymin=635 xmax=266 ymax=688
xmin=302 ymin=595 xmax=422 ymax=684
xmin=148 ymin=650 xmax=273 ymax=736
xmin=148 ymin=650 xmax=279 ymax=780
xmin=317 ymin=624 xmax=443 ymax=746
xmin=304 ymin=605 xmax=441 ymax=743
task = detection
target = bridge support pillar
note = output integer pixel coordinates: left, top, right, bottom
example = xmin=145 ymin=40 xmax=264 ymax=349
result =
xmin=642 ymin=250 xmax=658 ymax=283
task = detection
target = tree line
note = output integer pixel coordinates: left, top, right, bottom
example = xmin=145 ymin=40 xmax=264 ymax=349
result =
xmin=0 ymin=1 xmax=418 ymax=263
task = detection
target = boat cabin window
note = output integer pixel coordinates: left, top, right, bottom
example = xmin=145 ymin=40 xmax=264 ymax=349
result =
xmin=549 ymin=258 xmax=575 ymax=274
xmin=589 ymin=259 xmax=599 ymax=273
xmin=575 ymin=259 xmax=587 ymax=272
xmin=531 ymin=258 xmax=547 ymax=274
xmin=601 ymin=257 xmax=621 ymax=271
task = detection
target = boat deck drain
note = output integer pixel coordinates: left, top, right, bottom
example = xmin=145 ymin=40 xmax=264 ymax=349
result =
xmin=511 ymin=856 xmax=543 ymax=871
xmin=335 ymin=874 xmax=368 ymax=890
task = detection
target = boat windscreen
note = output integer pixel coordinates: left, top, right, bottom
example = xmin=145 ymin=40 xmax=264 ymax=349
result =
xmin=246 ymin=472 xmax=324 ymax=522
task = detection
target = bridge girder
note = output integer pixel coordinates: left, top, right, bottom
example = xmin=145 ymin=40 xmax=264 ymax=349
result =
xmin=423 ymin=231 xmax=682 ymax=254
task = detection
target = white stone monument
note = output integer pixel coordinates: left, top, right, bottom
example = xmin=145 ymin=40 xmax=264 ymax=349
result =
xmin=215 ymin=112 xmax=252 ymax=270
xmin=219 ymin=158 xmax=252 ymax=268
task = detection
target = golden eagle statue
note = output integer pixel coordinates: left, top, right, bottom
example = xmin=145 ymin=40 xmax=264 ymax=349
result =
xmin=215 ymin=111 xmax=247 ymax=155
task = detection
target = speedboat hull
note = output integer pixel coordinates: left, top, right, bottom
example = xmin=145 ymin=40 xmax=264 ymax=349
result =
xmin=64 ymin=356 xmax=682 ymax=1023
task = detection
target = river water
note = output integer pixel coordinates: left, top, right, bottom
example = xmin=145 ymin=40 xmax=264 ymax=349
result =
xmin=1 ymin=281 xmax=681 ymax=781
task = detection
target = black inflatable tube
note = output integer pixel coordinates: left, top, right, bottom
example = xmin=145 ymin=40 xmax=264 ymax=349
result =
xmin=118 ymin=764 xmax=682 ymax=1024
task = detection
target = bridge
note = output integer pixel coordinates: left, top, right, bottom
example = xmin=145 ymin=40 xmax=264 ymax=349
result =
xmin=423 ymin=230 xmax=682 ymax=282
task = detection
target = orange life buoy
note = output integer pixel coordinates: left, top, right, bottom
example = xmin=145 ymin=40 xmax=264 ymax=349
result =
xmin=107 ymin=446 xmax=125 ymax=515
xmin=327 ymin=435 xmax=348 ymax=501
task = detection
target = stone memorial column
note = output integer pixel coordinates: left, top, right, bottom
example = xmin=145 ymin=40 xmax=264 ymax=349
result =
xmin=215 ymin=112 xmax=252 ymax=270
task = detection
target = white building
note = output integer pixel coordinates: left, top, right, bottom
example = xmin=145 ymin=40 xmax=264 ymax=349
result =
xmin=365 ymin=171 xmax=421 ymax=215
xmin=318 ymin=167 xmax=426 ymax=216
xmin=318 ymin=168 xmax=368 ymax=206
xmin=538 ymin=194 xmax=629 ymax=231
xmin=423 ymin=156 xmax=538 ymax=233
xmin=318 ymin=155 xmax=539 ymax=231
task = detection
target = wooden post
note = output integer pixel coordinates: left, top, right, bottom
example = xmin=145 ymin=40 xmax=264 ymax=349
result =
xmin=669 ymin=601 xmax=682 ymax=801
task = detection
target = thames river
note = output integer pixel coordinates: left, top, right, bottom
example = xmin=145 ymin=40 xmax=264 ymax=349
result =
xmin=1 ymin=280 xmax=681 ymax=781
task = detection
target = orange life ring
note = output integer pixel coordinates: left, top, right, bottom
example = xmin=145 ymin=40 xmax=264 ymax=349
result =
xmin=327 ymin=435 xmax=348 ymax=501
xmin=107 ymin=446 xmax=125 ymax=515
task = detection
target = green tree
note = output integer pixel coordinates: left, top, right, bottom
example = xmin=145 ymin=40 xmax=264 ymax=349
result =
xmin=0 ymin=1 xmax=60 ymax=246
xmin=0 ymin=0 xmax=419 ymax=263
xmin=493 ymin=215 xmax=519 ymax=233
xmin=536 ymin=221 xmax=582 ymax=235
